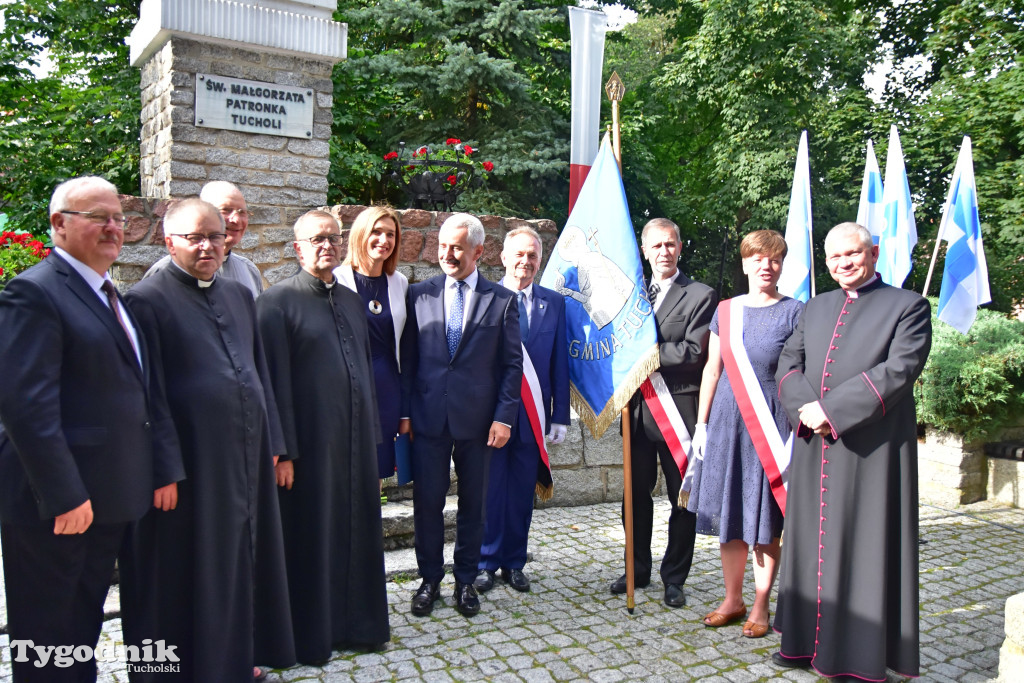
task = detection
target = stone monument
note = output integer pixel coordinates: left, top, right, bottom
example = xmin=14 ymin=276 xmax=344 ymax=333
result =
xmin=121 ymin=0 xmax=346 ymax=280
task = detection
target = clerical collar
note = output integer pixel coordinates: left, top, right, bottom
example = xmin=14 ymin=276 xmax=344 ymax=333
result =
xmin=170 ymin=260 xmax=216 ymax=288
xmin=844 ymin=273 xmax=881 ymax=299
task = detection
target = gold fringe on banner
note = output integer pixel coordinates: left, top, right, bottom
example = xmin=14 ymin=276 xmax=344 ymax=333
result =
xmin=571 ymin=344 xmax=660 ymax=440
xmin=535 ymin=482 xmax=554 ymax=502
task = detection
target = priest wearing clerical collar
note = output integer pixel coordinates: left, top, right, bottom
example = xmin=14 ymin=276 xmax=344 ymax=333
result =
xmin=120 ymin=198 xmax=295 ymax=682
xmin=256 ymin=210 xmax=390 ymax=663
xmin=772 ymin=222 xmax=932 ymax=681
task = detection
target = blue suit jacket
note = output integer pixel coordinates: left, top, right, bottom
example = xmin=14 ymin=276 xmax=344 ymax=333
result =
xmin=402 ymin=273 xmax=523 ymax=441
xmin=514 ymin=282 xmax=570 ymax=444
xmin=0 ymin=253 xmax=184 ymax=524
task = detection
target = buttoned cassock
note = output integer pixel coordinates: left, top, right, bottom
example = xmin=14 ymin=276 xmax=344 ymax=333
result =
xmin=479 ymin=281 xmax=569 ymax=572
xmin=773 ymin=277 xmax=931 ymax=680
xmin=119 ymin=265 xmax=295 ymax=682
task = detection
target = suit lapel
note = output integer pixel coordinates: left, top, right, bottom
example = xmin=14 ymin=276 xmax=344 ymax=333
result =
xmin=53 ymin=255 xmax=143 ymax=378
xmin=655 ymin=272 xmax=688 ymax=325
xmin=527 ymin=287 xmax=550 ymax=352
xmin=456 ymin=276 xmax=493 ymax=356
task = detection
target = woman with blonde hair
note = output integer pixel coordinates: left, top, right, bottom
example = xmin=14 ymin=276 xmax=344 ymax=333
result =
xmin=335 ymin=206 xmax=409 ymax=487
xmin=686 ymin=229 xmax=804 ymax=638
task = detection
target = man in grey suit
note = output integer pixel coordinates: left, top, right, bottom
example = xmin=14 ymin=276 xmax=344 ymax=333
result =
xmin=0 ymin=177 xmax=182 ymax=681
xmin=612 ymin=218 xmax=718 ymax=608
xmin=400 ymin=213 xmax=523 ymax=617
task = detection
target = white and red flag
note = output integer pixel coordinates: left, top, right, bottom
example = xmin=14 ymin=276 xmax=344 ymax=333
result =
xmin=568 ymin=6 xmax=607 ymax=214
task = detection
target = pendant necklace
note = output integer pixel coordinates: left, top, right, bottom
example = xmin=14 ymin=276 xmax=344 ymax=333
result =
xmin=368 ymin=276 xmax=383 ymax=315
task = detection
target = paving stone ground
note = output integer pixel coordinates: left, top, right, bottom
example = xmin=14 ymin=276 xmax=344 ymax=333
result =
xmin=1 ymin=499 xmax=1021 ymax=682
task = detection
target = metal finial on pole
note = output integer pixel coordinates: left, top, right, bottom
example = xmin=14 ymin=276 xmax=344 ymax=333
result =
xmin=605 ymin=71 xmax=625 ymax=172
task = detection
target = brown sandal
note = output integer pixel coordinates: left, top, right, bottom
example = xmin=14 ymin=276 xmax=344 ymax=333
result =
xmin=702 ymin=605 xmax=747 ymax=627
xmin=742 ymin=619 xmax=770 ymax=638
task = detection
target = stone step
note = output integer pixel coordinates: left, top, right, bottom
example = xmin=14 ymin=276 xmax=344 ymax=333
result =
xmin=381 ymin=495 xmax=458 ymax=551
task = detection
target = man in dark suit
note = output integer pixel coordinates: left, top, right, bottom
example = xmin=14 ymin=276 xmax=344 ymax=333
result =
xmin=612 ymin=218 xmax=717 ymax=607
xmin=0 ymin=176 xmax=182 ymax=681
xmin=475 ymin=227 xmax=569 ymax=594
xmin=400 ymin=213 xmax=523 ymax=617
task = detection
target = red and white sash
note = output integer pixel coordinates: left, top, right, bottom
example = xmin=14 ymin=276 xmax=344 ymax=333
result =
xmin=718 ymin=298 xmax=792 ymax=514
xmin=639 ymin=372 xmax=691 ymax=481
xmin=520 ymin=343 xmax=553 ymax=499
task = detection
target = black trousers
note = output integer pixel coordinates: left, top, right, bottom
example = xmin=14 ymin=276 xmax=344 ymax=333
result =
xmin=622 ymin=393 xmax=698 ymax=586
xmin=2 ymin=520 xmax=127 ymax=682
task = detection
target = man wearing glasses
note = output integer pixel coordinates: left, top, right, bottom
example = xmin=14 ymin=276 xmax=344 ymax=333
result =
xmin=0 ymin=176 xmax=184 ymax=681
xmin=143 ymin=181 xmax=264 ymax=297
xmin=120 ymin=198 xmax=295 ymax=681
xmin=256 ymin=211 xmax=390 ymax=664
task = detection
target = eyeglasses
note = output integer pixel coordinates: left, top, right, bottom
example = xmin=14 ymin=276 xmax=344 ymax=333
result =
xmin=219 ymin=208 xmax=249 ymax=219
xmin=298 ymin=234 xmax=343 ymax=247
xmin=60 ymin=211 xmax=128 ymax=228
xmin=171 ymin=232 xmax=228 ymax=246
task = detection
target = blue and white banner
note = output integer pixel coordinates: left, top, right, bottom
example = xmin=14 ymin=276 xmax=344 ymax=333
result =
xmin=856 ymin=139 xmax=885 ymax=245
xmin=937 ymin=136 xmax=991 ymax=334
xmin=540 ymin=135 xmax=659 ymax=438
xmin=878 ymin=125 xmax=918 ymax=287
xmin=777 ymin=130 xmax=813 ymax=302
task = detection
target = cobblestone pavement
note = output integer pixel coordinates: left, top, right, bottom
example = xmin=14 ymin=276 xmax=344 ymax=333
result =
xmin=2 ymin=499 xmax=1022 ymax=682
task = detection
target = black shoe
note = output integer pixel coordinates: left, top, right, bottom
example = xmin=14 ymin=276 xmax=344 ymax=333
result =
xmin=609 ymin=573 xmax=650 ymax=594
xmin=663 ymin=583 xmax=686 ymax=607
xmin=453 ymin=581 xmax=480 ymax=616
xmin=474 ymin=569 xmax=496 ymax=593
xmin=500 ymin=567 xmax=530 ymax=592
xmin=410 ymin=579 xmax=441 ymax=616
xmin=771 ymin=652 xmax=812 ymax=669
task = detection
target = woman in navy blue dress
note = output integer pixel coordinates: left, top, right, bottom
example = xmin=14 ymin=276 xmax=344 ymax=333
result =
xmin=336 ymin=207 xmax=408 ymax=489
xmin=687 ymin=230 xmax=803 ymax=638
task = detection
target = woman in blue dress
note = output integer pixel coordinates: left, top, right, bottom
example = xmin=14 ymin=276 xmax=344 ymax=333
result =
xmin=336 ymin=206 xmax=408 ymax=491
xmin=687 ymin=230 xmax=803 ymax=638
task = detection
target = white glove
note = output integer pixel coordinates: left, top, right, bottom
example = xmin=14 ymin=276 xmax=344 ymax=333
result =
xmin=546 ymin=423 xmax=568 ymax=445
xmin=690 ymin=423 xmax=707 ymax=461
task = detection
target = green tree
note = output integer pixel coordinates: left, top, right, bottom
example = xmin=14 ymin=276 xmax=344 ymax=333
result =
xmin=330 ymin=0 xmax=573 ymax=222
xmin=0 ymin=1 xmax=141 ymax=236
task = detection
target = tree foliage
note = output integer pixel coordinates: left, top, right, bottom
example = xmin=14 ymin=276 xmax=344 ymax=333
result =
xmin=0 ymin=1 xmax=141 ymax=237
xmin=330 ymin=0 xmax=573 ymax=223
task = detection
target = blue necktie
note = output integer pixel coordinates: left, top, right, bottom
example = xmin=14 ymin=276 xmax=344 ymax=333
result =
xmin=518 ymin=290 xmax=530 ymax=342
xmin=447 ymin=281 xmax=466 ymax=358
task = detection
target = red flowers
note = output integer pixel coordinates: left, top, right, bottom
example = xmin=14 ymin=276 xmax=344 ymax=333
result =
xmin=446 ymin=138 xmax=461 ymax=146
xmin=463 ymin=145 xmax=474 ymax=156
xmin=1 ymin=230 xmax=51 ymax=282
xmin=482 ymin=161 xmax=494 ymax=172
xmin=383 ymin=151 xmax=399 ymax=160
xmin=447 ymin=175 xmax=458 ymax=185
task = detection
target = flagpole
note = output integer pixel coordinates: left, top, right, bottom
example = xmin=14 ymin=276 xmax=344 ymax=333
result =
xmin=606 ymin=70 xmax=634 ymax=614
xmin=922 ymin=226 xmax=944 ymax=298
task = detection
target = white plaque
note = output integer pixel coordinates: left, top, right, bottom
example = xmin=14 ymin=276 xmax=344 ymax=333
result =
xmin=194 ymin=74 xmax=314 ymax=139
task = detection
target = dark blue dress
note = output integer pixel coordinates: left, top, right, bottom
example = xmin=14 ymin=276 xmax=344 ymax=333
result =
xmin=688 ymin=296 xmax=803 ymax=545
xmin=353 ymin=272 xmax=401 ymax=479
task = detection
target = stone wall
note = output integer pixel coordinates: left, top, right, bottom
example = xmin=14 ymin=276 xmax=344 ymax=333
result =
xmin=918 ymin=425 xmax=1024 ymax=509
xmin=112 ymin=200 xmax=559 ymax=288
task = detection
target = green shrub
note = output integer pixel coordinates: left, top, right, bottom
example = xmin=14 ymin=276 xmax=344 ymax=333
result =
xmin=915 ymin=299 xmax=1024 ymax=443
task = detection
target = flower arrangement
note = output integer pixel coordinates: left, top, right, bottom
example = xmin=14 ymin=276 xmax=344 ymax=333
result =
xmin=0 ymin=230 xmax=51 ymax=286
xmin=383 ymin=138 xmax=495 ymax=211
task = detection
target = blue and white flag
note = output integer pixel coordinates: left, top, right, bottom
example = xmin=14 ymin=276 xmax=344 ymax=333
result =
xmin=937 ymin=136 xmax=991 ymax=334
xmin=540 ymin=135 xmax=659 ymax=438
xmin=856 ymin=139 xmax=885 ymax=245
xmin=777 ymin=130 xmax=813 ymax=302
xmin=878 ymin=125 xmax=917 ymax=287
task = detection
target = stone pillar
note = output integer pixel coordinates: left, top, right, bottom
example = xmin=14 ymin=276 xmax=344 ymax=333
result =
xmin=124 ymin=0 xmax=346 ymax=273
xmin=999 ymin=592 xmax=1024 ymax=682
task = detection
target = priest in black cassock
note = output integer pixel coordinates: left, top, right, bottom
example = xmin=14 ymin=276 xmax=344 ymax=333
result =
xmin=257 ymin=210 xmax=390 ymax=664
xmin=772 ymin=222 xmax=931 ymax=681
xmin=120 ymin=198 xmax=295 ymax=682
